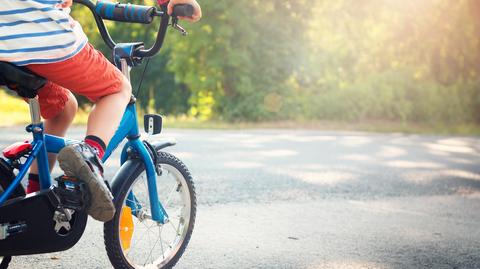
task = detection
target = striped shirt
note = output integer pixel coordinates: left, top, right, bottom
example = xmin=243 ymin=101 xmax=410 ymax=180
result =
xmin=0 ymin=0 xmax=88 ymax=66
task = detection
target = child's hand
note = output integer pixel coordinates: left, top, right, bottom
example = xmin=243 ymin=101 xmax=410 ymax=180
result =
xmin=167 ymin=0 xmax=202 ymax=22
xmin=59 ymin=0 xmax=73 ymax=8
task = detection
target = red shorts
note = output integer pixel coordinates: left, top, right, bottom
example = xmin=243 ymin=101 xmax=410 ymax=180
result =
xmin=26 ymin=43 xmax=124 ymax=119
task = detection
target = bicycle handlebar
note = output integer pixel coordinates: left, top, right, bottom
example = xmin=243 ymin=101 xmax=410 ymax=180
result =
xmin=95 ymin=1 xmax=157 ymax=24
xmin=73 ymin=0 xmax=190 ymax=58
xmin=74 ymin=0 xmax=116 ymax=49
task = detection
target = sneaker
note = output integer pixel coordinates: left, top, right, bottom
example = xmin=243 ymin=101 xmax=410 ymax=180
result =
xmin=57 ymin=143 xmax=115 ymax=222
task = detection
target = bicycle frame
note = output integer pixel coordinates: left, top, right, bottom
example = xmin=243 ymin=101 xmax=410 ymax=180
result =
xmin=0 ymin=0 xmax=181 ymax=224
xmin=0 ymin=58 xmax=168 ymax=224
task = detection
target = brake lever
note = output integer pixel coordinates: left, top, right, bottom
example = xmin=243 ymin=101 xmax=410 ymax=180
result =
xmin=171 ymin=17 xmax=188 ymax=36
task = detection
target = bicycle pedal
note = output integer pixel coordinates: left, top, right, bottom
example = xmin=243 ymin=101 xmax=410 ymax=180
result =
xmin=54 ymin=175 xmax=91 ymax=211
xmin=56 ymin=175 xmax=80 ymax=184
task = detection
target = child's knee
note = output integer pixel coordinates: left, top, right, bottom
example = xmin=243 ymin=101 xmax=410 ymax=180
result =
xmin=53 ymin=91 xmax=77 ymax=123
xmin=38 ymin=83 xmax=77 ymax=121
xmin=122 ymin=77 xmax=132 ymax=96
xmin=64 ymin=92 xmax=78 ymax=117
xmin=118 ymin=76 xmax=132 ymax=101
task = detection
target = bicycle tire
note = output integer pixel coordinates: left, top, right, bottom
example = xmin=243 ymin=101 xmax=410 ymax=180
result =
xmin=104 ymin=151 xmax=196 ymax=269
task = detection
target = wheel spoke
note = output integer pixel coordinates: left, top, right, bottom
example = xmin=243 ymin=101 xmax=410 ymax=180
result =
xmin=145 ymin=225 xmax=162 ymax=265
xmin=159 ymin=226 xmax=165 ymax=260
xmin=128 ymin=219 xmax=150 ymax=254
xmin=163 ymin=183 xmax=179 ymax=207
xmin=169 ymin=220 xmax=180 ymax=236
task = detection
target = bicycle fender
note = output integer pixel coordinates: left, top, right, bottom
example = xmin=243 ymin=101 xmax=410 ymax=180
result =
xmin=110 ymin=139 xmax=176 ymax=200
xmin=110 ymin=159 xmax=144 ymax=202
xmin=150 ymin=138 xmax=177 ymax=151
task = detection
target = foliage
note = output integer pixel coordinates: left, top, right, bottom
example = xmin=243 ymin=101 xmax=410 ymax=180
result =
xmin=72 ymin=1 xmax=189 ymax=115
xmin=302 ymin=0 xmax=480 ymax=125
xmin=70 ymin=0 xmax=480 ymax=125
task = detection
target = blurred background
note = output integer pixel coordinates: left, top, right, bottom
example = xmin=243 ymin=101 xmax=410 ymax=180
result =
xmin=3 ymin=1 xmax=480 ymax=268
xmin=2 ymin=0 xmax=480 ymax=134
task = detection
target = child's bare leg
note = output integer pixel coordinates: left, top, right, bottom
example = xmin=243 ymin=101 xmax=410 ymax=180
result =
xmin=86 ymin=76 xmax=132 ymax=145
xmin=57 ymin=76 xmax=131 ymax=222
xmin=27 ymin=92 xmax=77 ymax=192
xmin=26 ymin=43 xmax=131 ymax=222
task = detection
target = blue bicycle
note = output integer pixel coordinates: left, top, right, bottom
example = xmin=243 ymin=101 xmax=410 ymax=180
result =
xmin=0 ymin=1 xmax=196 ymax=268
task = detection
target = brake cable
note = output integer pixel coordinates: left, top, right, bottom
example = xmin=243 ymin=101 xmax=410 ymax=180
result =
xmin=135 ymin=22 xmax=154 ymax=97
xmin=135 ymin=58 xmax=151 ymax=97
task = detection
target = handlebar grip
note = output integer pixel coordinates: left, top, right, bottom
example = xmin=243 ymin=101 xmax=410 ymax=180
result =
xmin=172 ymin=4 xmax=194 ymax=17
xmin=95 ymin=1 xmax=156 ymax=24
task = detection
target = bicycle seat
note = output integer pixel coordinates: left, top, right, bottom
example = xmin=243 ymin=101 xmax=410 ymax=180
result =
xmin=0 ymin=61 xmax=46 ymax=98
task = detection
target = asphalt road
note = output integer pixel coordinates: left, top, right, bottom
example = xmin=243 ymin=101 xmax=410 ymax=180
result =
xmin=1 ymin=127 xmax=480 ymax=269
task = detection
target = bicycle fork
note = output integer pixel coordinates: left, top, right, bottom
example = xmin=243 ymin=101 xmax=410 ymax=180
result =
xmin=118 ymin=58 xmax=169 ymax=224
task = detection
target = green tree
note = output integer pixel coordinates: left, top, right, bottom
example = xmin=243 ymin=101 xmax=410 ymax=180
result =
xmin=167 ymin=0 xmax=311 ymax=121
xmin=71 ymin=0 xmax=480 ymax=126
xmin=72 ymin=1 xmax=188 ymax=115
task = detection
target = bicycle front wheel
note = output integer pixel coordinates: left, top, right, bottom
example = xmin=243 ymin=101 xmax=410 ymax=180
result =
xmin=104 ymin=151 xmax=196 ymax=269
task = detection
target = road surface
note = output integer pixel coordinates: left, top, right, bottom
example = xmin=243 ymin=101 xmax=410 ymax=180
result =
xmin=1 ymin=127 xmax=479 ymax=269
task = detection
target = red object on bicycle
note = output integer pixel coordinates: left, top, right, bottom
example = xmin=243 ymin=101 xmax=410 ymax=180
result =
xmin=156 ymin=0 xmax=169 ymax=5
xmin=3 ymin=142 xmax=32 ymax=159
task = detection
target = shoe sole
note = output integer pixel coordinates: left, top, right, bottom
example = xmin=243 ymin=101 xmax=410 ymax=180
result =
xmin=58 ymin=146 xmax=115 ymax=222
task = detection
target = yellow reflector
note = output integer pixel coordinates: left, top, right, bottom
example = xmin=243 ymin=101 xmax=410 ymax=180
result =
xmin=119 ymin=206 xmax=134 ymax=251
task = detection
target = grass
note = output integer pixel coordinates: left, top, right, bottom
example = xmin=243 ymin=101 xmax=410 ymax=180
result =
xmin=0 ymin=91 xmax=32 ymax=126
xmin=1 ymin=90 xmax=479 ymax=136
xmin=0 ymin=90 xmax=91 ymax=126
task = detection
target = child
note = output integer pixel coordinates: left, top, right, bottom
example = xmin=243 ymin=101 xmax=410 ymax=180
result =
xmin=0 ymin=0 xmax=201 ymax=222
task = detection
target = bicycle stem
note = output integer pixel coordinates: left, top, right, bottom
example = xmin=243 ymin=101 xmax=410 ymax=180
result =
xmin=120 ymin=59 xmax=131 ymax=82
